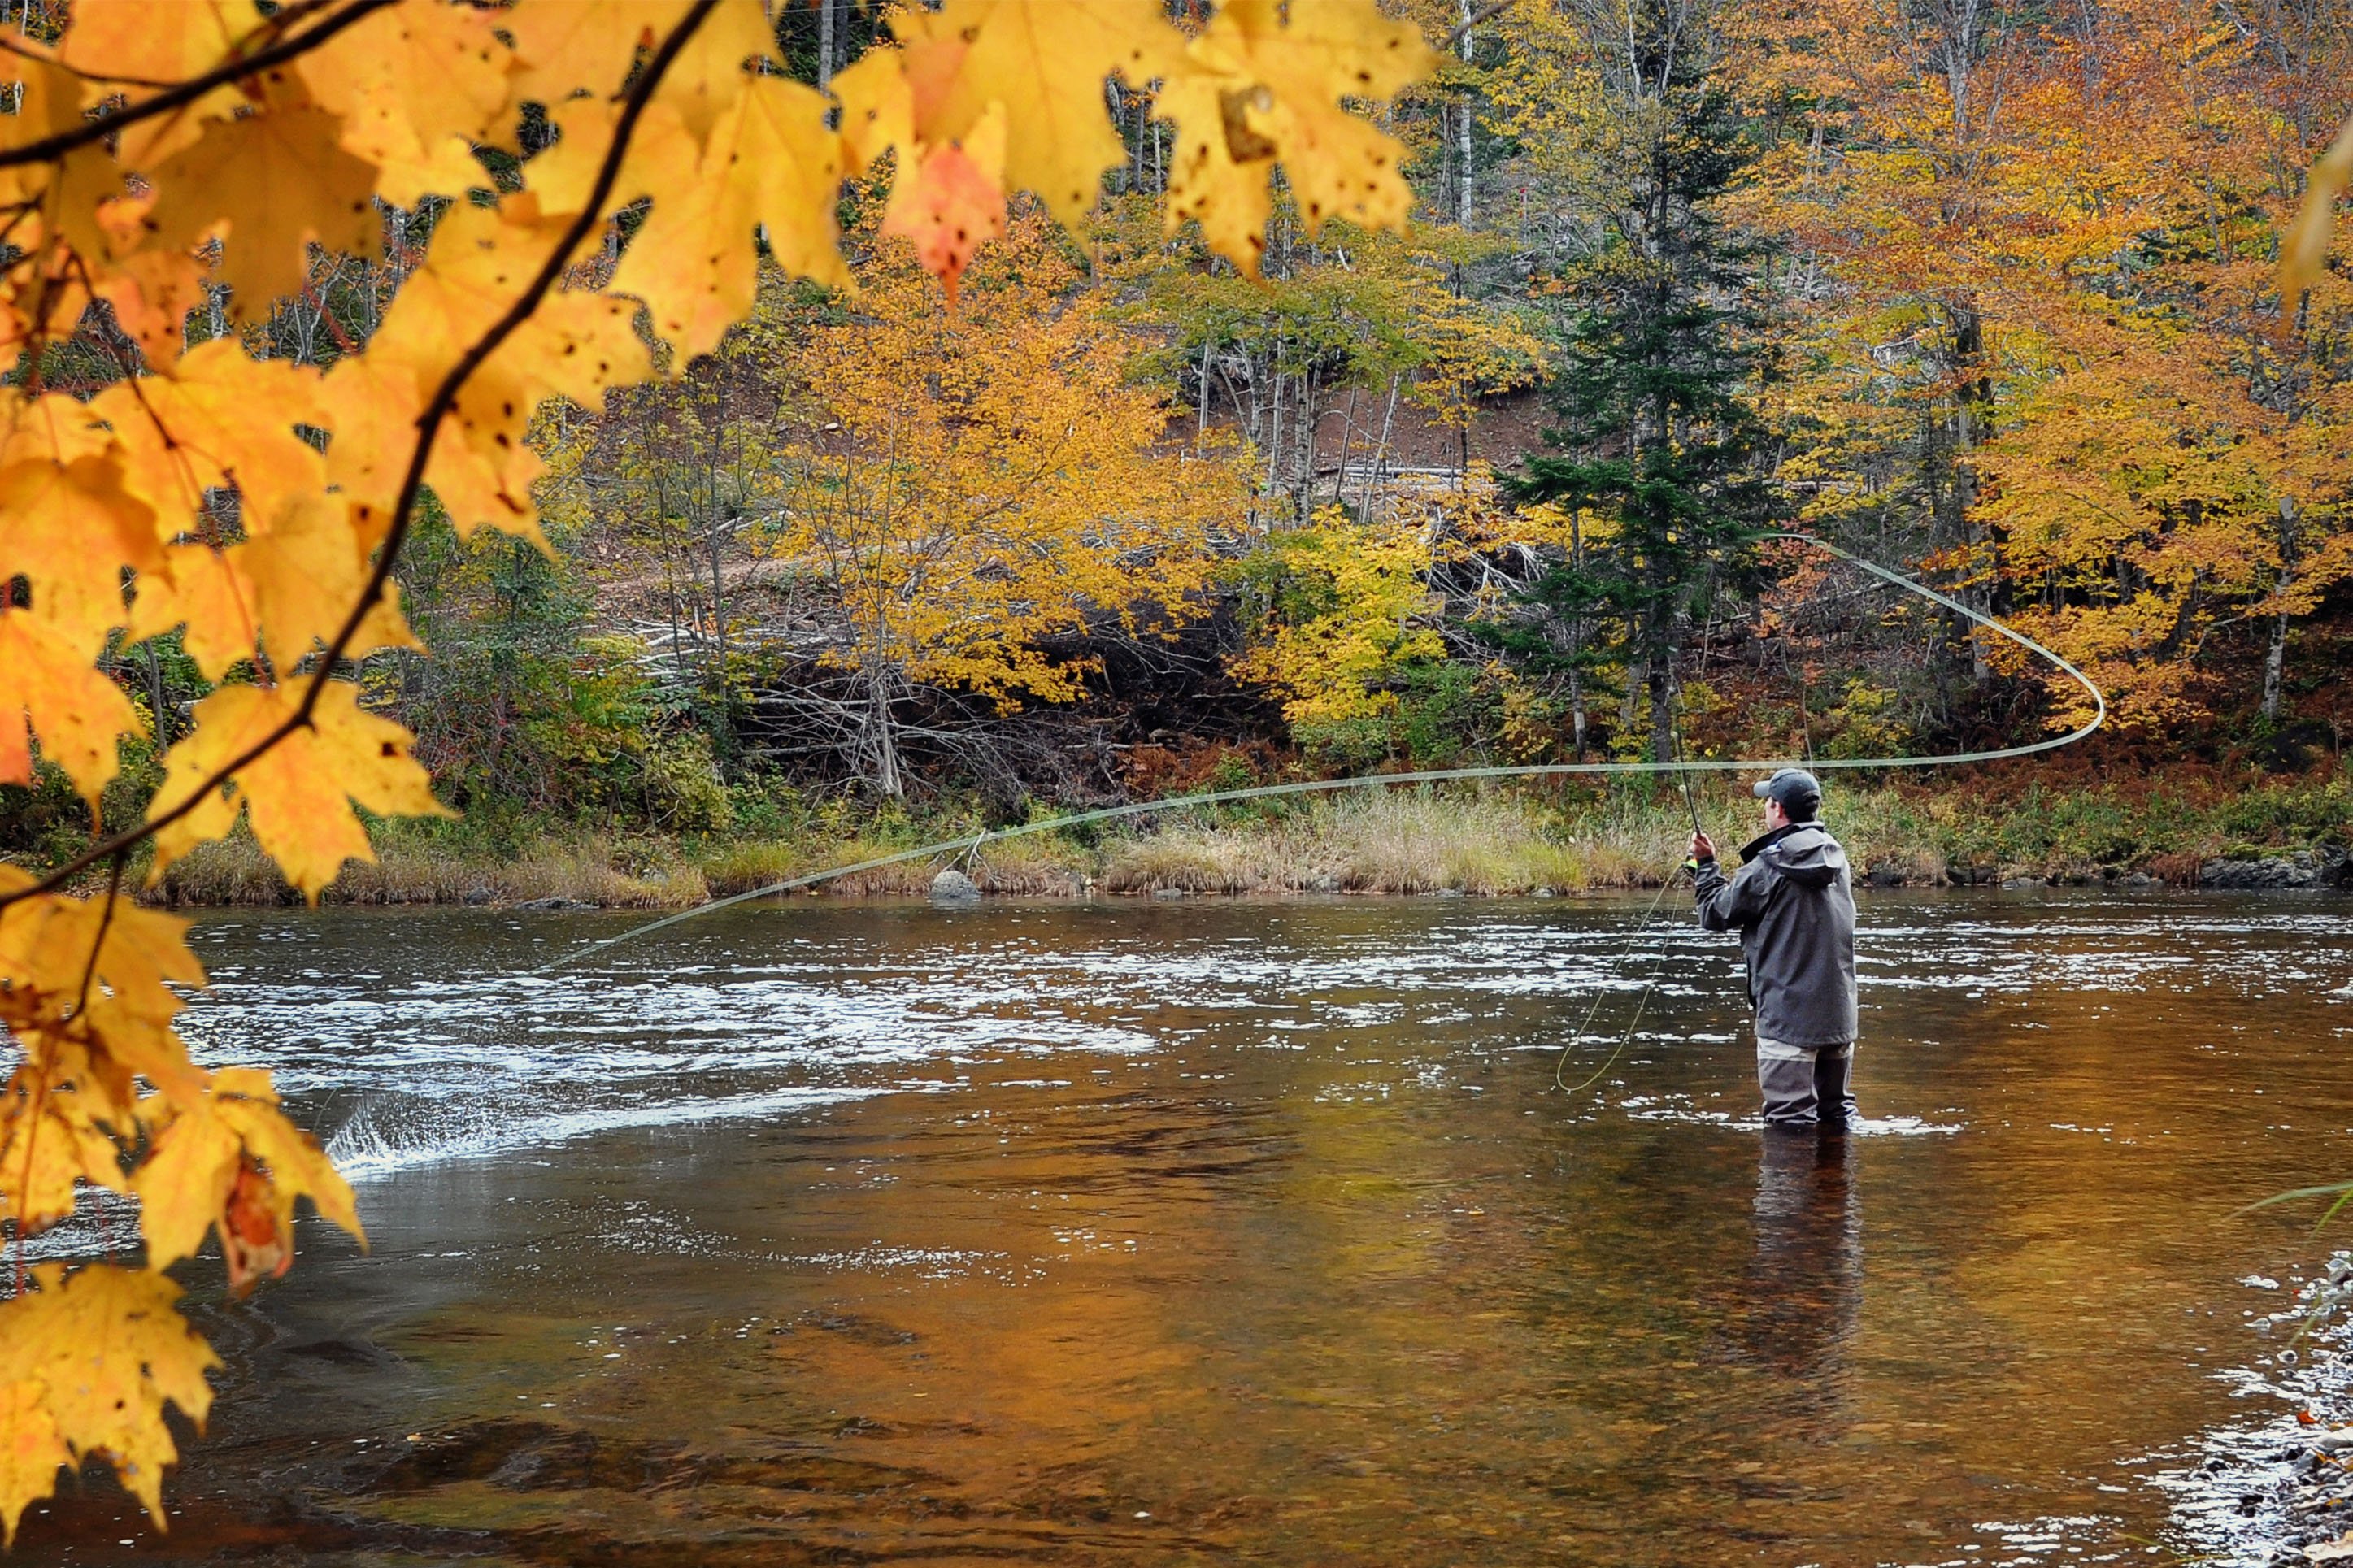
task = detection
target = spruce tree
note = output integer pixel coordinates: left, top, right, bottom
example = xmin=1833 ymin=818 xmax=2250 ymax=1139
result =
xmin=1503 ymin=37 xmax=1778 ymax=763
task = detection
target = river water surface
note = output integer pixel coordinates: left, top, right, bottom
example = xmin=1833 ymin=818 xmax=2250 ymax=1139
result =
xmin=21 ymin=892 xmax=2353 ymax=1566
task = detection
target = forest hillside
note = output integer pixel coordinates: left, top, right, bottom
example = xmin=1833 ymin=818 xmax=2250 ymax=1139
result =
xmin=7 ymin=0 xmax=2352 ymax=900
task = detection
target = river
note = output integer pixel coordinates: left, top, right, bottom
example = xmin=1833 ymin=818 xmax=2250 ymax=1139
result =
xmin=19 ymin=892 xmax=2353 ymax=1566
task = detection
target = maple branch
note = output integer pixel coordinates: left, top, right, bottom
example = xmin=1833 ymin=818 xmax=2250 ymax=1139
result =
xmin=67 ymin=853 xmax=126 ymax=1023
xmin=0 ymin=0 xmax=724 ymax=912
xmin=0 ymin=0 xmax=396 ymax=171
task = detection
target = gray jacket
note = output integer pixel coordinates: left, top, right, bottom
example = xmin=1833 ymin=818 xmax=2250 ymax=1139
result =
xmin=1693 ymin=822 xmax=1858 ymax=1048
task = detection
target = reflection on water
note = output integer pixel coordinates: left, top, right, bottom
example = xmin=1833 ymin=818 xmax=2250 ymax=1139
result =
xmin=1732 ymin=1133 xmax=1862 ymax=1385
xmin=20 ymin=893 xmax=2353 ymax=1565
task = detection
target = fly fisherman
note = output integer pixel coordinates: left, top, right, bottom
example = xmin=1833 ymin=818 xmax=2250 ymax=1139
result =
xmin=1687 ymin=768 xmax=1859 ymax=1133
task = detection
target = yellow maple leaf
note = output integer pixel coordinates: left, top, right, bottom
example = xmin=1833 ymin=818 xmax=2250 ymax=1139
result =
xmin=0 ymin=456 xmax=159 ymax=656
xmin=148 ymin=680 xmax=449 ymax=900
xmin=128 ymin=497 xmax=418 ymax=682
xmin=650 ymin=0 xmax=777 ymax=141
xmin=2284 ymin=114 xmax=2353 ymax=318
xmin=0 ymin=1084 xmax=125 ymax=1238
xmin=124 ymin=544 xmax=258 ymax=684
xmin=211 ymin=1067 xmax=362 ymax=1252
xmin=298 ymin=0 xmax=518 ymax=208
xmin=57 ymin=0 xmax=260 ymax=89
xmin=0 ymin=391 xmax=111 ymax=469
xmin=0 ymin=610 xmax=141 ymax=806
xmin=0 ymin=1263 xmax=220 ymax=1526
xmin=130 ymin=1104 xmax=238 ymax=1270
xmin=1162 ymin=0 xmax=1434 ymax=273
xmin=506 ymin=0 xmax=693 ymax=105
xmin=833 ymin=50 xmax=915 ymax=176
xmin=0 ymin=884 xmax=205 ymax=1040
xmin=316 ymin=353 xmax=423 ymax=519
xmin=612 ymin=79 xmax=849 ymax=361
xmin=0 ymin=1379 xmax=69 ymax=1548
xmin=528 ymin=97 xmax=674 ymax=219
xmin=144 ymin=103 xmax=382 ymax=314
xmin=51 ymin=7 xmax=250 ymax=167
xmin=923 ymin=0 xmax=1188 ymax=226
xmin=85 ymin=249 xmax=212 ymax=371
xmin=360 ymin=199 xmax=651 ymax=536
xmin=92 ymin=339 xmax=328 ymax=530
xmin=123 ymin=1068 xmax=360 ymax=1280
xmin=0 ymin=57 xmax=88 ymax=210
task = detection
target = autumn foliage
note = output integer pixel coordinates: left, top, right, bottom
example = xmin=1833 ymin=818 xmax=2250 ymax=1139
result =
xmin=0 ymin=0 xmax=1436 ymax=1540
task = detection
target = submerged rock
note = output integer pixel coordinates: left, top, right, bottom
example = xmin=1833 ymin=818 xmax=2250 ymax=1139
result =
xmin=928 ymin=868 xmax=981 ymax=906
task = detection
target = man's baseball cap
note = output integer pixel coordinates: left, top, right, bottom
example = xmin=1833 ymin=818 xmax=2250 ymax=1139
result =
xmin=1752 ymin=767 xmax=1822 ymax=816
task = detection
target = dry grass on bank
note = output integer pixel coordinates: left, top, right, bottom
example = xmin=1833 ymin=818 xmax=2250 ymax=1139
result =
xmin=146 ymin=834 xmax=711 ymax=909
xmin=115 ymin=769 xmax=2353 ymax=908
xmin=1097 ymin=789 xmax=1650 ymax=894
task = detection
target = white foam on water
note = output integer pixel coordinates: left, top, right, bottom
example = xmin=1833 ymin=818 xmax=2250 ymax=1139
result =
xmin=326 ymin=1084 xmax=884 ymax=1177
xmin=1613 ymin=1095 xmax=1962 ymax=1136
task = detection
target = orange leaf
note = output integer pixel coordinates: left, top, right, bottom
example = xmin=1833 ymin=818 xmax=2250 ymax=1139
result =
xmin=921 ymin=0 xmax=1187 ymax=226
xmin=881 ymin=105 xmax=1009 ymax=301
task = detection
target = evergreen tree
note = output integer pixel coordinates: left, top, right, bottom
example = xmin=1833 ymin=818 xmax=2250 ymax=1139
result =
xmin=1501 ymin=12 xmax=1778 ymax=762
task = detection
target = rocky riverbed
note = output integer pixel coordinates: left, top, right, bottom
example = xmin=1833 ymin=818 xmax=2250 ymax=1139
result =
xmin=2167 ymin=1255 xmax=2353 ymax=1566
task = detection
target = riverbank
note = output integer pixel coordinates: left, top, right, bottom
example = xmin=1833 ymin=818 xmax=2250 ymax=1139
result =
xmin=107 ymin=768 xmax=2353 ymax=907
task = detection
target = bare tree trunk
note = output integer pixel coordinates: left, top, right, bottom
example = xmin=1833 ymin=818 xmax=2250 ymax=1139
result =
xmin=1331 ymin=386 xmax=1359 ymax=506
xmin=1648 ymin=657 xmax=1674 ymax=765
xmin=709 ymin=518 xmax=731 ymax=756
xmin=1949 ymin=305 xmax=1994 ymax=685
xmin=867 ymin=664 xmax=902 ymax=798
xmin=144 ymin=642 xmax=171 ymax=748
xmin=1355 ymin=371 xmax=1401 ymax=526
xmin=1195 ymin=339 xmax=1211 ymax=454
xmin=1456 ymin=0 xmax=1476 ymax=227
xmin=1622 ymin=650 xmax=1644 ymax=745
xmin=1568 ymin=509 xmax=1586 ymax=760
xmin=816 ymin=0 xmax=836 ymax=90
xmin=2264 ymin=498 xmax=2300 ymax=723
xmin=1264 ymin=355 xmax=1284 ymax=506
xmin=1292 ymin=365 xmax=1315 ymax=515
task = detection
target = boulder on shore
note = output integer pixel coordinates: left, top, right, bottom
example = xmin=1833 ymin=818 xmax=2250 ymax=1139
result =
xmin=2198 ymin=848 xmax=2351 ymax=891
xmin=929 ymin=868 xmax=981 ymax=905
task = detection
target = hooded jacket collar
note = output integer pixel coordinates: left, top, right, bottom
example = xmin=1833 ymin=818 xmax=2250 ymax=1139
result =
xmin=1736 ymin=820 xmax=1821 ymax=863
xmin=1738 ymin=820 xmax=1848 ymax=889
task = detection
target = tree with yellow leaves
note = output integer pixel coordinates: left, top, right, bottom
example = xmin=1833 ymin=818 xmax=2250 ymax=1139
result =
xmin=759 ymin=219 xmax=1247 ymax=797
xmin=0 ymin=0 xmax=1437 ymax=1540
xmin=1731 ymin=0 xmax=2353 ymax=737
